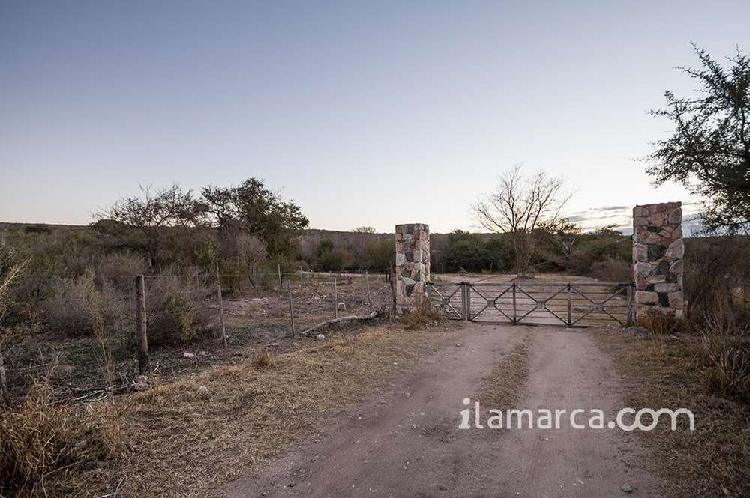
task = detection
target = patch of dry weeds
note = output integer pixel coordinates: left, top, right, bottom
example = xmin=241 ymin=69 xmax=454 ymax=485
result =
xmin=479 ymin=332 xmax=531 ymax=410
xmin=595 ymin=331 xmax=750 ymax=497
xmin=47 ymin=322 xmax=462 ymax=496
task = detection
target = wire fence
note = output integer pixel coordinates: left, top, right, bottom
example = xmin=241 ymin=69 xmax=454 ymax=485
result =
xmin=130 ymin=270 xmax=394 ymax=372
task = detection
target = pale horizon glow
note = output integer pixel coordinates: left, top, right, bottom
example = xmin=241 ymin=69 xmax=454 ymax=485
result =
xmin=1 ymin=1 xmax=748 ymax=233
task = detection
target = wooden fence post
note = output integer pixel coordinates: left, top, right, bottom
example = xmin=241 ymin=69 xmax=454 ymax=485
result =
xmin=216 ymin=268 xmax=227 ymax=348
xmin=365 ymin=270 xmax=371 ymax=305
xmin=277 ymin=263 xmax=282 ymax=289
xmin=135 ymin=274 xmax=149 ymax=374
xmin=333 ymin=277 xmax=338 ymax=319
xmin=288 ymin=281 xmax=295 ymax=337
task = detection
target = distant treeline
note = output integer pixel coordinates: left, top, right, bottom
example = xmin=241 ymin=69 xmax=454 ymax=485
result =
xmin=0 ymin=221 xmax=633 ymax=278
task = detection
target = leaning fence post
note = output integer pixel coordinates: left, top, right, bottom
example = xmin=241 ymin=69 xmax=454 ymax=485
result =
xmin=277 ymin=263 xmax=282 ymax=289
xmin=288 ymin=280 xmax=295 ymax=337
xmin=135 ymin=274 xmax=150 ymax=374
xmin=216 ymin=268 xmax=227 ymax=348
xmin=333 ymin=277 xmax=338 ymax=318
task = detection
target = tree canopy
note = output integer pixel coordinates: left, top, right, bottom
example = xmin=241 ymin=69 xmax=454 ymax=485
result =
xmin=648 ymin=45 xmax=750 ymax=234
xmin=472 ymin=166 xmax=570 ymax=274
xmin=201 ymin=178 xmax=309 ymax=257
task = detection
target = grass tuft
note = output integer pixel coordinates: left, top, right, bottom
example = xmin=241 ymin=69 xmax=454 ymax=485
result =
xmin=0 ymin=381 xmax=123 ymax=495
xmin=399 ymin=301 xmax=443 ymax=330
xmin=252 ymin=349 xmax=274 ymax=369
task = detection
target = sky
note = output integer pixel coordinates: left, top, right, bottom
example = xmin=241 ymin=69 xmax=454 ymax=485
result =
xmin=1 ymin=1 xmax=748 ymax=233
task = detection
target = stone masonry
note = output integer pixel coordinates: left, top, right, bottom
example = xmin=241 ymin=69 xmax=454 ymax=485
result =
xmin=395 ymin=223 xmax=430 ymax=312
xmin=633 ymin=202 xmax=684 ymax=319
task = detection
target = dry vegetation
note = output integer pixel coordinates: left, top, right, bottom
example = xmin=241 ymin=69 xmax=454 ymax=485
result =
xmin=3 ymin=322 xmax=461 ymax=496
xmin=591 ymin=237 xmax=750 ymax=496
xmin=0 ymin=382 xmax=124 ymax=496
xmin=398 ymin=300 xmax=443 ymax=330
xmin=596 ymin=327 xmax=750 ymax=497
xmin=479 ymin=332 xmax=531 ymax=410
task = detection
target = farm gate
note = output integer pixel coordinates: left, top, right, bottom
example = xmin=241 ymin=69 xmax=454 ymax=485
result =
xmin=426 ymin=280 xmax=634 ymax=327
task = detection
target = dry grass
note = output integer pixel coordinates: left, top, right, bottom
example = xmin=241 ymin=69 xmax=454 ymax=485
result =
xmin=638 ymin=309 xmax=684 ymax=336
xmin=595 ymin=331 xmax=750 ymax=497
xmin=45 ymin=321 xmax=462 ymax=496
xmin=0 ymin=381 xmax=123 ymax=496
xmin=252 ymin=349 xmax=273 ymax=369
xmin=701 ymin=320 xmax=750 ymax=402
xmin=399 ymin=302 xmax=443 ymax=330
xmin=479 ymin=332 xmax=531 ymax=409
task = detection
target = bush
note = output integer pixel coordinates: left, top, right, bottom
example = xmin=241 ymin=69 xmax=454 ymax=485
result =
xmin=589 ymin=258 xmax=631 ymax=282
xmin=146 ymin=276 xmax=211 ymax=345
xmin=0 ymin=382 xmax=122 ymax=495
xmin=96 ymin=252 xmax=147 ymax=289
xmin=701 ymin=319 xmax=750 ymax=402
xmin=638 ymin=309 xmax=685 ymax=336
xmin=685 ymin=237 xmax=750 ymax=327
xmin=562 ymin=232 xmax=631 ymax=277
xmin=42 ymin=272 xmax=100 ymax=336
xmin=318 ymin=248 xmax=354 ymax=272
xmin=400 ymin=301 xmax=442 ymax=330
xmin=253 ymin=349 xmax=274 ymax=368
xmin=40 ymin=270 xmax=129 ymax=340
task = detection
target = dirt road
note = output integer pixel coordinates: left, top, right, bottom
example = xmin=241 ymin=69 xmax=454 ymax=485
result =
xmin=222 ymin=324 xmax=661 ymax=497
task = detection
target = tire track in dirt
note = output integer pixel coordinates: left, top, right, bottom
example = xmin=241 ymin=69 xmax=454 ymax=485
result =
xmin=222 ymin=325 xmax=661 ymax=497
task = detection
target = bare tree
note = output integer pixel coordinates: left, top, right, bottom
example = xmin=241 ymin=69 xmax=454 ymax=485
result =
xmin=473 ymin=166 xmax=570 ymax=275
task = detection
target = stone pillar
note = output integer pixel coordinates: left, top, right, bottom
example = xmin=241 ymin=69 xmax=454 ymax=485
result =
xmin=633 ymin=202 xmax=684 ymax=319
xmin=395 ymin=223 xmax=430 ymax=312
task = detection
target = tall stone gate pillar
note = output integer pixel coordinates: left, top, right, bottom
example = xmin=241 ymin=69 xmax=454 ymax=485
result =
xmin=633 ymin=202 xmax=684 ymax=319
xmin=395 ymin=223 xmax=430 ymax=313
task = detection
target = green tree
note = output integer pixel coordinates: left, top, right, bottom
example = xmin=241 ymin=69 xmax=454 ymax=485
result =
xmin=446 ymin=231 xmax=492 ymax=272
xmin=202 ymin=178 xmax=309 ymax=257
xmin=648 ymin=45 xmax=750 ymax=234
xmin=96 ymin=184 xmax=204 ymax=267
xmin=363 ymin=239 xmax=393 ymax=272
xmin=316 ymin=238 xmax=358 ymax=272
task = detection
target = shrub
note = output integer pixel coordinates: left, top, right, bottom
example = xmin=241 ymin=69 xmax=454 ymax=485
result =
xmin=96 ymin=252 xmax=147 ymax=289
xmin=146 ymin=276 xmax=211 ymax=346
xmin=400 ymin=301 xmax=442 ymax=330
xmin=0 ymin=382 xmax=122 ymax=495
xmin=701 ymin=319 xmax=750 ymax=402
xmin=41 ymin=271 xmax=100 ymax=336
xmin=685 ymin=237 xmax=750 ymax=327
xmin=638 ymin=309 xmax=684 ymax=336
xmin=563 ymin=234 xmax=631 ymax=277
xmin=589 ymin=258 xmax=631 ymax=282
xmin=318 ymin=247 xmax=355 ymax=272
xmin=253 ymin=349 xmax=273 ymax=368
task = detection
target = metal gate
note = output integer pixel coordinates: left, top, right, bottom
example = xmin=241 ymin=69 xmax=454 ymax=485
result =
xmin=426 ymin=280 xmax=633 ymax=327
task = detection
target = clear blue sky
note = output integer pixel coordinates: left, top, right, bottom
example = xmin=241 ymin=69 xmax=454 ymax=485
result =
xmin=1 ymin=1 xmax=747 ymax=232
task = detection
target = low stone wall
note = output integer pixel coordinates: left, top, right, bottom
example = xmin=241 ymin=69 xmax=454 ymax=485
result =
xmin=395 ymin=223 xmax=430 ymax=312
xmin=633 ymin=202 xmax=684 ymax=319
